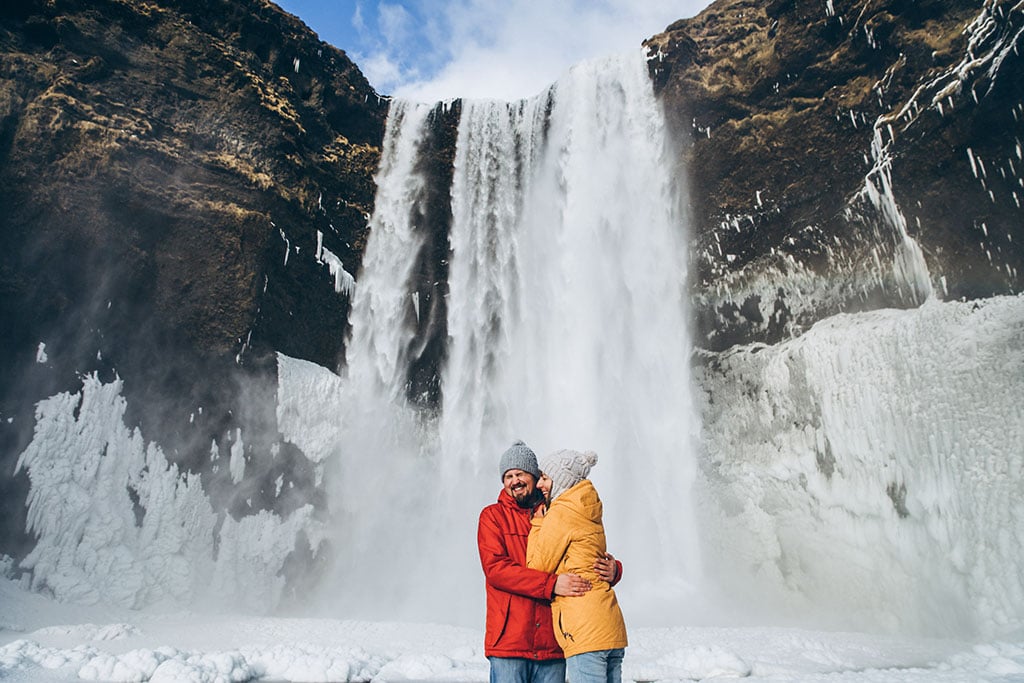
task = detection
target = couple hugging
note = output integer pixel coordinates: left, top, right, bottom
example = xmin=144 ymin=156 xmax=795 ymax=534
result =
xmin=477 ymin=441 xmax=627 ymax=683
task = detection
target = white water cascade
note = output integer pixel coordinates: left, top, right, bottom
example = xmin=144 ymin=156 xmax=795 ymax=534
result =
xmin=319 ymin=50 xmax=701 ymax=626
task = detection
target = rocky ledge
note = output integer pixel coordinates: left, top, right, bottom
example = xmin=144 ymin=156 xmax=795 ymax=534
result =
xmin=646 ymin=0 xmax=1023 ymax=350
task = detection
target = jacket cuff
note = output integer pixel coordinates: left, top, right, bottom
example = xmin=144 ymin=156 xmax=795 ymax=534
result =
xmin=544 ymin=573 xmax=558 ymax=599
xmin=611 ymin=560 xmax=623 ymax=586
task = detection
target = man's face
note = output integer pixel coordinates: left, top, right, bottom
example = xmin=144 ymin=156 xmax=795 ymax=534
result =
xmin=502 ymin=469 xmax=537 ymax=506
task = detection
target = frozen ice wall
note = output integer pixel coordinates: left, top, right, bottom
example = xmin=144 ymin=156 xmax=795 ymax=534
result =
xmin=308 ymin=49 xmax=702 ymax=625
xmin=14 ymin=374 xmax=322 ymax=613
xmin=696 ymin=295 xmax=1024 ymax=637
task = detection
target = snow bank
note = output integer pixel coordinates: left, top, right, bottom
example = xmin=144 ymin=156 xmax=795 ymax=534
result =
xmin=2 ymin=586 xmax=1018 ymax=683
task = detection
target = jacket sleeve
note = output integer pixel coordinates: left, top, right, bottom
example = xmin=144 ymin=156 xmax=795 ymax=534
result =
xmin=526 ymin=509 xmax=571 ymax=574
xmin=478 ymin=507 xmax=557 ymax=599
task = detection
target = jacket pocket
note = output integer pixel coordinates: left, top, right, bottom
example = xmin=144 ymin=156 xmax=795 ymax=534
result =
xmin=557 ymin=608 xmax=575 ymax=644
xmin=487 ymin=592 xmax=512 ymax=647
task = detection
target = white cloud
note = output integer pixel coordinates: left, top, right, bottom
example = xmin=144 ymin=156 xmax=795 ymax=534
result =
xmin=359 ymin=50 xmax=409 ymax=90
xmin=390 ymin=0 xmax=711 ymax=102
xmin=348 ymin=1 xmax=427 ymax=95
xmin=352 ymin=2 xmax=367 ymax=34
xmin=377 ymin=2 xmax=416 ymax=49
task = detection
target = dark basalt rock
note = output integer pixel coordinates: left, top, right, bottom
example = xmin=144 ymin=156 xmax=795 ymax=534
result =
xmin=645 ymin=0 xmax=1023 ymax=350
xmin=0 ymin=0 xmax=386 ymax=557
xmin=404 ymin=101 xmax=460 ymax=412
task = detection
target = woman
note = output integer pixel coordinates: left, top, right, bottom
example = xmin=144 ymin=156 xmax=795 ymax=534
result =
xmin=526 ymin=449 xmax=627 ymax=683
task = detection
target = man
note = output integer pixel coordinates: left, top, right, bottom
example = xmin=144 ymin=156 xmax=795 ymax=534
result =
xmin=478 ymin=440 xmax=621 ymax=683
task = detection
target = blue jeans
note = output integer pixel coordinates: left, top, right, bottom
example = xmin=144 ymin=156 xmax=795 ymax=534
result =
xmin=488 ymin=656 xmax=566 ymax=683
xmin=565 ymin=649 xmax=624 ymax=683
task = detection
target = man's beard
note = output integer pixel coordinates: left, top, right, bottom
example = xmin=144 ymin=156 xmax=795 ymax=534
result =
xmin=515 ymin=488 xmax=545 ymax=509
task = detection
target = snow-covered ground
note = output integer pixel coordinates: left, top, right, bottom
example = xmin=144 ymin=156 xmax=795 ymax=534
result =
xmin=2 ymin=574 xmax=1024 ymax=682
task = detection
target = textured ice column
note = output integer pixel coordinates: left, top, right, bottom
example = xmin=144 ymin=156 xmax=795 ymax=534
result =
xmin=859 ymin=127 xmax=934 ymax=305
xmin=15 ymin=374 xmax=316 ymax=611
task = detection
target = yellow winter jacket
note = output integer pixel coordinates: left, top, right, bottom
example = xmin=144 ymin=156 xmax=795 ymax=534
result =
xmin=526 ymin=479 xmax=628 ymax=657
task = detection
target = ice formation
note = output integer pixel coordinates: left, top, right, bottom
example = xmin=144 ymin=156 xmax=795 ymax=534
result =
xmin=697 ymin=295 xmax=1024 ymax=637
xmin=14 ymin=374 xmax=321 ymax=613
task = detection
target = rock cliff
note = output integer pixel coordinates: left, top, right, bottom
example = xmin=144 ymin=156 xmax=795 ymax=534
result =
xmin=645 ymin=0 xmax=1023 ymax=349
xmin=0 ymin=0 xmax=386 ymax=554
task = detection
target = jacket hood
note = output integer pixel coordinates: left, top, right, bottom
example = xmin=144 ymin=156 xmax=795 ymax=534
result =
xmin=552 ymin=479 xmax=602 ymax=524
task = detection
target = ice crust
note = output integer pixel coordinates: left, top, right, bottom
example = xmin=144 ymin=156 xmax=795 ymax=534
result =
xmin=697 ymin=295 xmax=1024 ymax=637
xmin=13 ymin=375 xmax=320 ymax=613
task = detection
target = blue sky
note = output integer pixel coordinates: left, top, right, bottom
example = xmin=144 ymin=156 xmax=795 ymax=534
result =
xmin=274 ymin=0 xmax=712 ymax=102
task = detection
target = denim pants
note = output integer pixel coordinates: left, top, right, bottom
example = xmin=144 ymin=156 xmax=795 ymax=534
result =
xmin=488 ymin=656 xmax=566 ymax=683
xmin=565 ymin=648 xmax=625 ymax=683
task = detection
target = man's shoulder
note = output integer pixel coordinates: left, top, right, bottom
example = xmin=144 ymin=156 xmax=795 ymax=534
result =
xmin=478 ymin=500 xmax=510 ymax=539
xmin=479 ymin=498 xmax=507 ymax=520
xmin=479 ymin=495 xmax=527 ymax=526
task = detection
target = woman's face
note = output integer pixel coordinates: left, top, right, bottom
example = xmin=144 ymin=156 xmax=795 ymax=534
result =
xmin=537 ymin=473 xmax=552 ymax=502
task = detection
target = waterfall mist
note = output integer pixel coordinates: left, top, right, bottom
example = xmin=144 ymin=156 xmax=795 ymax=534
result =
xmin=317 ymin=50 xmax=702 ymax=626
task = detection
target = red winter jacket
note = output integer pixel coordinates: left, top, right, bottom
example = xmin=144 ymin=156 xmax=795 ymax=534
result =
xmin=478 ymin=490 xmax=562 ymax=660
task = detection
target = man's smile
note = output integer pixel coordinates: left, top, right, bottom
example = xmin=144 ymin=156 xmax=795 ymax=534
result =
xmin=502 ymin=468 xmax=537 ymax=504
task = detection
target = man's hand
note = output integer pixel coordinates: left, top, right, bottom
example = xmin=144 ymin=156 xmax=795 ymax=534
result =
xmin=554 ymin=573 xmax=591 ymax=597
xmin=594 ymin=552 xmax=618 ymax=583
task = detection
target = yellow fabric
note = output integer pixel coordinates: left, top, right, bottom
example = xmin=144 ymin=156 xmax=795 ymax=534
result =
xmin=526 ymin=479 xmax=628 ymax=657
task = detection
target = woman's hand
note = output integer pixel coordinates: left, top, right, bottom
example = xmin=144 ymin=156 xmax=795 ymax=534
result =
xmin=554 ymin=573 xmax=591 ymax=597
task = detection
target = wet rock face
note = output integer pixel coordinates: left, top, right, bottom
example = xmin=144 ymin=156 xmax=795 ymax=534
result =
xmin=646 ymin=0 xmax=1024 ymax=350
xmin=0 ymin=0 xmax=386 ymax=553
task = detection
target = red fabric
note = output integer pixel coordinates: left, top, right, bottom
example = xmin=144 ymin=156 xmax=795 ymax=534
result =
xmin=478 ymin=490 xmax=562 ymax=660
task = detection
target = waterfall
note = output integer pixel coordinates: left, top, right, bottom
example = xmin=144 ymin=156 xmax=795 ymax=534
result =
xmin=322 ymin=50 xmax=701 ymax=625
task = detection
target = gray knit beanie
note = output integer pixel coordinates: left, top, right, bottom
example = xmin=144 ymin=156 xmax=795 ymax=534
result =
xmin=499 ymin=440 xmax=541 ymax=480
xmin=540 ymin=449 xmax=598 ymax=500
